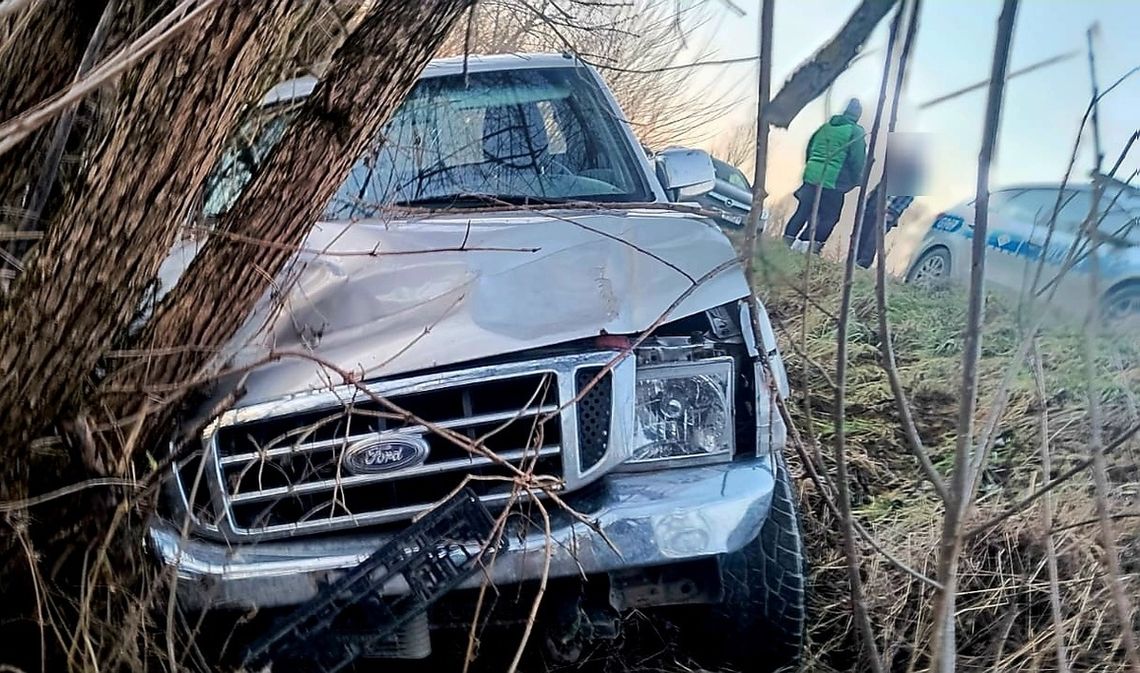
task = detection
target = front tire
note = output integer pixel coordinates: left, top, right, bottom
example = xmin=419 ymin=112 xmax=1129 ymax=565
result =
xmin=698 ymin=451 xmax=807 ymax=671
xmin=905 ymin=246 xmax=952 ymax=287
xmin=1103 ymin=282 xmax=1140 ymax=324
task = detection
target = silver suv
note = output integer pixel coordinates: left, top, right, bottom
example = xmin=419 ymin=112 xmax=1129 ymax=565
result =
xmin=151 ymin=53 xmax=805 ymax=670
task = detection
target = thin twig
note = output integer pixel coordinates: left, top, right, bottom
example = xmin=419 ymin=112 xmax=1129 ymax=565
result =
xmin=965 ymin=422 xmax=1140 ymax=538
xmin=1031 ymin=342 xmax=1070 ymax=673
xmin=917 ymin=50 xmax=1078 ymax=109
xmin=16 ymin=0 xmax=120 ymax=239
xmin=0 ymin=0 xmax=223 ymax=157
xmin=831 ymin=6 xmax=906 ymax=670
xmin=505 ymin=492 xmax=553 ymax=673
xmin=186 ymin=224 xmax=540 ymax=257
xmin=0 ymin=477 xmax=137 ymax=512
xmin=0 ymin=0 xmax=34 ymax=17
xmin=868 ymin=0 xmax=947 ymax=502
xmin=1079 ymin=179 xmax=1140 ymax=670
xmin=785 ymin=404 xmax=942 ymax=590
xmin=930 ymin=3 xmax=1018 ymax=670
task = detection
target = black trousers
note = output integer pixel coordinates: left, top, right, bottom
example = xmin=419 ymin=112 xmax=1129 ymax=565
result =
xmin=855 ymin=189 xmax=882 ymax=268
xmin=783 ymin=183 xmax=845 ymax=243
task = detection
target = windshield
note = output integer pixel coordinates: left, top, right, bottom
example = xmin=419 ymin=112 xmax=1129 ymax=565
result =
xmin=202 ymin=100 xmax=300 ymax=218
xmin=202 ymin=66 xmax=650 ymax=220
xmin=327 ymin=66 xmax=649 ymax=216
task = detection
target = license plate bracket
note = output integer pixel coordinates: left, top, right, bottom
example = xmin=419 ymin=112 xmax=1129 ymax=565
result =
xmin=241 ymin=488 xmax=500 ymax=672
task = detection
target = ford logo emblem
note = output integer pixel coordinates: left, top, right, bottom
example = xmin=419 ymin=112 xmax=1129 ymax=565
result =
xmin=343 ymin=435 xmax=431 ymax=475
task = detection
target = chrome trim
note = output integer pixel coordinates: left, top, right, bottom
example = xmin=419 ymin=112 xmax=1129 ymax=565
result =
xmin=216 ymin=405 xmax=561 ymax=465
xmin=227 ymin=447 xmax=562 ymax=503
xmin=151 ymin=456 xmax=777 ymax=610
xmin=185 ymin=351 xmax=634 ymax=540
xmin=171 ymin=450 xmax=220 ymax=534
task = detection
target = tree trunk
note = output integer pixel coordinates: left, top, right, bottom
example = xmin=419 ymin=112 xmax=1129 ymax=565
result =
xmin=104 ymin=0 xmax=475 ymax=447
xmin=0 ymin=3 xmax=483 ymax=668
xmin=0 ymin=2 xmax=319 ymax=489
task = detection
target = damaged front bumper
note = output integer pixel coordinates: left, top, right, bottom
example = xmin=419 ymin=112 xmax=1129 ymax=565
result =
xmin=149 ymin=455 xmax=775 ymax=610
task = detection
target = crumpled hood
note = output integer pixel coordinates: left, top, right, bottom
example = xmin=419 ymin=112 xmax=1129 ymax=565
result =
xmin=225 ymin=208 xmax=749 ymax=406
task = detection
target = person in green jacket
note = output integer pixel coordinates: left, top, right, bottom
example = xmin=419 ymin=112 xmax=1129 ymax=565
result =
xmin=782 ymin=98 xmax=867 ymax=252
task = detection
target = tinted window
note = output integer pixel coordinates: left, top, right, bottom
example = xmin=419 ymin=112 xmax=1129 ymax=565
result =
xmin=1008 ymin=187 xmax=1136 ymax=241
xmin=1053 ymin=190 xmax=1094 ymax=233
xmin=1098 ymin=190 xmax=1139 ymax=244
xmin=713 ymin=158 xmax=750 ymax=191
xmin=973 ymin=189 xmax=1025 ymax=219
xmin=991 ymin=188 xmax=1088 ymax=234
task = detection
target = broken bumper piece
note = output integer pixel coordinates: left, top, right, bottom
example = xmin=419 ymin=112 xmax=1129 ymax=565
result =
xmin=149 ymin=456 xmax=776 ymax=611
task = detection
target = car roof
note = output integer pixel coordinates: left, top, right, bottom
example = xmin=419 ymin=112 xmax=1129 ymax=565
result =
xmin=260 ymin=52 xmax=583 ymax=106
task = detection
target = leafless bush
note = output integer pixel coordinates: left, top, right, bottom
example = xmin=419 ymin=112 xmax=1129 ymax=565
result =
xmin=437 ymin=0 xmax=741 ymax=148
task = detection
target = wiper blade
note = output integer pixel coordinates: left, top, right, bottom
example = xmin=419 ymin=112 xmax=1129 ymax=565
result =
xmin=394 ymin=193 xmax=574 ymax=208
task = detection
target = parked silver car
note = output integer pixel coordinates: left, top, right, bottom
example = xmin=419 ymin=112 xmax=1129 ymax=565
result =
xmin=905 ymin=180 xmax=1140 ymax=320
xmin=151 ymin=53 xmax=804 ymax=670
xmin=696 ymin=156 xmax=755 ymax=228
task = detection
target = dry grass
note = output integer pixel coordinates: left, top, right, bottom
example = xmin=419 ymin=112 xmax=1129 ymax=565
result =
xmin=751 ymin=240 xmax=1140 ymax=672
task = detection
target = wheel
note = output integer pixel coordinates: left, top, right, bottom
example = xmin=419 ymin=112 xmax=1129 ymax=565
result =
xmin=905 ymin=246 xmax=951 ymax=287
xmin=1103 ymin=282 xmax=1140 ymax=323
xmin=697 ymin=451 xmax=807 ymax=671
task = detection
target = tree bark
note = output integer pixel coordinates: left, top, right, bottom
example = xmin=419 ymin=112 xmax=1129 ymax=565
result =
xmin=0 ymin=0 xmax=107 ymax=227
xmin=0 ymin=2 xmax=319 ymax=484
xmin=104 ymin=0 xmax=475 ymax=446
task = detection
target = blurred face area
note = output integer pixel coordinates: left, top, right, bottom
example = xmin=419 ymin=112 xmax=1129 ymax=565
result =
xmin=885 ymin=132 xmax=928 ymax=196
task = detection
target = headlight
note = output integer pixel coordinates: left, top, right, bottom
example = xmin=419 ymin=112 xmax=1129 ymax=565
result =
xmin=628 ymin=358 xmax=734 ymax=466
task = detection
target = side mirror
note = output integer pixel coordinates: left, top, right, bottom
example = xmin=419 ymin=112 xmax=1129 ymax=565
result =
xmin=655 ymin=148 xmax=715 ymax=201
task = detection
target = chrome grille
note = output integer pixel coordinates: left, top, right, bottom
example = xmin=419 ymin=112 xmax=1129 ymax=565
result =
xmin=188 ymin=352 xmax=629 ymax=540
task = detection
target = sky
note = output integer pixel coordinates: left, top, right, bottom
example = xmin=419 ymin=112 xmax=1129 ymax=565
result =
xmin=683 ymin=0 xmax=1140 ymax=208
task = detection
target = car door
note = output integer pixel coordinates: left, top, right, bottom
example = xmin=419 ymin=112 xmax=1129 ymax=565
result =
xmin=1040 ymin=187 xmax=1140 ymax=311
xmin=1021 ymin=188 xmax=1092 ymax=302
xmin=971 ymin=188 xmax=1035 ymax=293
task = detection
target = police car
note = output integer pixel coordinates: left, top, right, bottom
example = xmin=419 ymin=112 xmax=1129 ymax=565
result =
xmin=905 ymin=179 xmax=1140 ymax=321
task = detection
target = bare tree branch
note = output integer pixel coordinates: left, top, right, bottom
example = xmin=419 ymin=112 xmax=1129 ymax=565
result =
xmin=929 ymin=4 xmax=1018 ymax=670
xmin=917 ymin=49 xmax=1077 ymax=109
xmin=868 ymin=0 xmax=947 ymax=502
xmin=1079 ymin=180 xmax=1140 ymax=670
xmin=1031 ymin=342 xmax=1071 ymax=673
xmin=830 ymin=5 xmax=906 ymax=670
xmin=0 ymin=0 xmax=223 ymax=158
xmin=0 ymin=0 xmax=34 ymax=17
xmin=102 ymin=0 xmax=477 ymax=450
xmin=763 ymin=0 xmax=898 ymax=128
xmin=0 ymin=2 xmax=322 ymax=467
